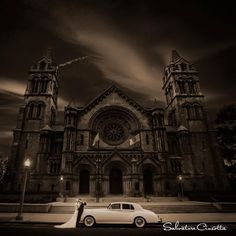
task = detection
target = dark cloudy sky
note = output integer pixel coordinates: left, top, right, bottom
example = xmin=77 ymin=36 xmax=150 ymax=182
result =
xmin=0 ymin=0 xmax=235 ymax=156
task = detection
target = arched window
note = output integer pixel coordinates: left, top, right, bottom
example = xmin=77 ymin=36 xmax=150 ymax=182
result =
xmin=25 ymin=139 xmax=28 ymax=149
xmin=195 ymin=105 xmax=203 ymax=119
xmin=50 ymin=162 xmax=53 ymax=173
xmin=31 ymin=77 xmax=39 ymax=93
xmin=146 ymin=134 xmax=149 ymax=145
xmin=51 ymin=108 xmax=56 ymax=125
xmin=66 ymin=130 xmax=71 ymax=150
xmin=31 ymin=80 xmax=36 ymax=92
xmin=40 ymin=78 xmax=48 ymax=93
xmin=188 ymin=81 xmax=196 ymax=94
xmin=66 ymin=181 xmax=71 ymax=191
xmin=178 ymin=81 xmax=185 ymax=94
xmin=168 ymin=110 xmax=177 ymax=126
xmin=170 ymin=160 xmax=182 ymax=173
xmin=37 ymin=183 xmax=41 ymax=192
xmin=165 ymin=181 xmax=170 ymax=190
xmin=51 ymin=184 xmax=55 ymax=192
xmin=202 ymin=162 xmax=205 ymax=172
xmin=18 ymin=184 xmax=21 ymax=191
xmin=180 ymin=62 xmax=187 ymax=71
xmin=171 ymin=161 xmax=174 ymax=172
xmin=158 ymin=115 xmax=164 ymax=126
xmin=185 ymin=104 xmax=195 ymax=120
xmin=49 ymin=161 xmax=60 ymax=174
xmin=28 ymin=104 xmax=34 ymax=118
xmin=39 ymin=61 xmax=46 ymax=70
xmin=37 ymin=104 xmax=42 ymax=118
xmin=186 ymin=105 xmax=191 ymax=119
xmin=176 ymin=161 xmax=182 ymax=173
xmin=35 ymin=80 xmax=39 ymax=93
xmin=80 ymin=134 xmax=84 ymax=145
xmin=68 ymin=116 xmax=72 ymax=125
xmin=169 ymin=84 xmax=174 ymax=99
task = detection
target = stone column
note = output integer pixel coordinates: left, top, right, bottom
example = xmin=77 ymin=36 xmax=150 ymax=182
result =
xmin=131 ymin=158 xmax=140 ymax=197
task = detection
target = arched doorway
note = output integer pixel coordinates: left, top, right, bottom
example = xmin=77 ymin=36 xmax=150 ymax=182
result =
xmin=143 ymin=169 xmax=154 ymax=195
xmin=109 ymin=168 xmax=123 ymax=194
xmin=79 ymin=169 xmax=90 ymax=194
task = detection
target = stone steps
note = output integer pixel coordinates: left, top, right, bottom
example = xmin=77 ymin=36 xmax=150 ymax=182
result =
xmin=1 ymin=202 xmax=235 ymax=213
xmin=49 ymin=202 xmax=217 ymax=214
xmin=56 ymin=196 xmax=184 ymax=203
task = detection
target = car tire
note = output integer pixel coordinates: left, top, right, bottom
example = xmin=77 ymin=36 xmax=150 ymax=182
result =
xmin=83 ymin=216 xmax=95 ymax=227
xmin=134 ymin=216 xmax=146 ymax=228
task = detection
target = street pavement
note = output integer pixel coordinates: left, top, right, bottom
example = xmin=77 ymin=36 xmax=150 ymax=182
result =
xmin=0 ymin=224 xmax=236 ymax=236
xmin=0 ymin=211 xmax=235 ymax=235
xmin=0 ymin=212 xmax=236 ymax=224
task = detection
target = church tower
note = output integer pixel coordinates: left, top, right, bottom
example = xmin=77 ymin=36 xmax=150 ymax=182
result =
xmin=163 ymin=50 xmax=205 ymax=129
xmin=25 ymin=49 xmax=58 ymax=127
xmin=162 ymin=50 xmax=221 ymax=192
xmin=9 ymin=50 xmax=59 ymax=190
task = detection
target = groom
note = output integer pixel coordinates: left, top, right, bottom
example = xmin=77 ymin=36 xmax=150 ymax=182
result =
xmin=76 ymin=199 xmax=87 ymax=227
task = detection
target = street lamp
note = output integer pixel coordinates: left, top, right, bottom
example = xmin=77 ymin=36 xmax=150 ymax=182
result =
xmin=178 ymin=175 xmax=184 ymax=201
xmin=59 ymin=175 xmax=64 ymax=200
xmin=16 ymin=158 xmax=31 ymax=220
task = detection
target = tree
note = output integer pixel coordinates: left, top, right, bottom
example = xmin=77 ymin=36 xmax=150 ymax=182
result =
xmin=215 ymin=104 xmax=236 ymax=188
xmin=0 ymin=157 xmax=8 ymax=184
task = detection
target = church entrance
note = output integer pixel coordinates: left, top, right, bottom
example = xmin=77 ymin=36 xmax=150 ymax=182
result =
xmin=109 ymin=168 xmax=123 ymax=194
xmin=143 ymin=169 xmax=154 ymax=195
xmin=79 ymin=170 xmax=90 ymax=194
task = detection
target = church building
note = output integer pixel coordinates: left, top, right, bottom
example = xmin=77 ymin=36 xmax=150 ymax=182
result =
xmin=7 ymin=50 xmax=228 ymax=199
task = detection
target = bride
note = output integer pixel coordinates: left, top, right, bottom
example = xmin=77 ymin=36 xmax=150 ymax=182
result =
xmin=54 ymin=199 xmax=87 ymax=228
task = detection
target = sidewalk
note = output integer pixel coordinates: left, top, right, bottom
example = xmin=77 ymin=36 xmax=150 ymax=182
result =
xmin=0 ymin=212 xmax=235 ymax=224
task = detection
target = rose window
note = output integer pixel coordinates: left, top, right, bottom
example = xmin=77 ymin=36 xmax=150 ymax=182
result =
xmin=101 ymin=122 xmax=126 ymax=145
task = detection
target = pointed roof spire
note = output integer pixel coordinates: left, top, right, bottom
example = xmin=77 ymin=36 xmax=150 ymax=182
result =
xmin=171 ymin=50 xmax=181 ymax=62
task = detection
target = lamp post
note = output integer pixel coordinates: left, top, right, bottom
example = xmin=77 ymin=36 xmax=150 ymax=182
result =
xmin=59 ymin=175 xmax=64 ymax=200
xmin=16 ymin=158 xmax=31 ymax=220
xmin=178 ymin=175 xmax=184 ymax=200
xmin=95 ymin=156 xmax=101 ymax=203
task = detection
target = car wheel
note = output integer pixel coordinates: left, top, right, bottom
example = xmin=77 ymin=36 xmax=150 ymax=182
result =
xmin=83 ymin=216 xmax=95 ymax=227
xmin=134 ymin=217 xmax=146 ymax=228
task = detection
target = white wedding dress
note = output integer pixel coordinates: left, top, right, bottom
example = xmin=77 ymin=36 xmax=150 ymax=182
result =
xmin=54 ymin=206 xmax=79 ymax=228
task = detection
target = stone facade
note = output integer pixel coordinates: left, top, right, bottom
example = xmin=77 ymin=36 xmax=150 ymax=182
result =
xmin=7 ymin=50 xmax=228 ymax=198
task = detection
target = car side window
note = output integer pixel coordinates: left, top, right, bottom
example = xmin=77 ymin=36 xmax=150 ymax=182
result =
xmin=122 ymin=204 xmax=134 ymax=210
xmin=110 ymin=203 xmax=121 ymax=209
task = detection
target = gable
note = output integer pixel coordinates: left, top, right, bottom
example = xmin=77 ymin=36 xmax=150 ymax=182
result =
xmin=78 ymin=89 xmax=151 ymax=129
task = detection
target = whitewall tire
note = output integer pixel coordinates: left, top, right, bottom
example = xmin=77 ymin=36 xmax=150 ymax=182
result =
xmin=134 ymin=217 xmax=146 ymax=228
xmin=84 ymin=216 xmax=95 ymax=227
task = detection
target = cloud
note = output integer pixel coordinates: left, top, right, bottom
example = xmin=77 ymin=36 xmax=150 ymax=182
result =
xmin=58 ymin=97 xmax=69 ymax=111
xmin=0 ymin=76 xmax=68 ymax=111
xmin=0 ymin=77 xmax=26 ymax=96
xmin=46 ymin=10 xmax=165 ymax=99
xmin=0 ymin=131 xmax=12 ymax=139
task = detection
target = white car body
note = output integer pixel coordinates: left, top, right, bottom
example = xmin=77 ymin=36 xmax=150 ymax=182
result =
xmin=80 ymin=202 xmax=161 ymax=226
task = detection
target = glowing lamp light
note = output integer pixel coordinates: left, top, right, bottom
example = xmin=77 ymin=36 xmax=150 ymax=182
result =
xmin=178 ymin=175 xmax=182 ymax=181
xmin=24 ymin=158 xmax=31 ymax=168
xmin=60 ymin=176 xmax=64 ymax=181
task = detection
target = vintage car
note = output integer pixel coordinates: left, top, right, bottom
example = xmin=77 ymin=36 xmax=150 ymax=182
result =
xmin=80 ymin=202 xmax=161 ymax=227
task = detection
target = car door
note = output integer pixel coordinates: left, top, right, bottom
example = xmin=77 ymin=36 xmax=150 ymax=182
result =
xmin=120 ymin=203 xmax=135 ymax=223
xmin=105 ymin=203 xmax=123 ymax=223
xmin=107 ymin=203 xmax=136 ymax=224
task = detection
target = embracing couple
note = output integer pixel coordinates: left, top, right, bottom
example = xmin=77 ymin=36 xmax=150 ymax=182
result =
xmin=55 ymin=199 xmax=87 ymax=228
